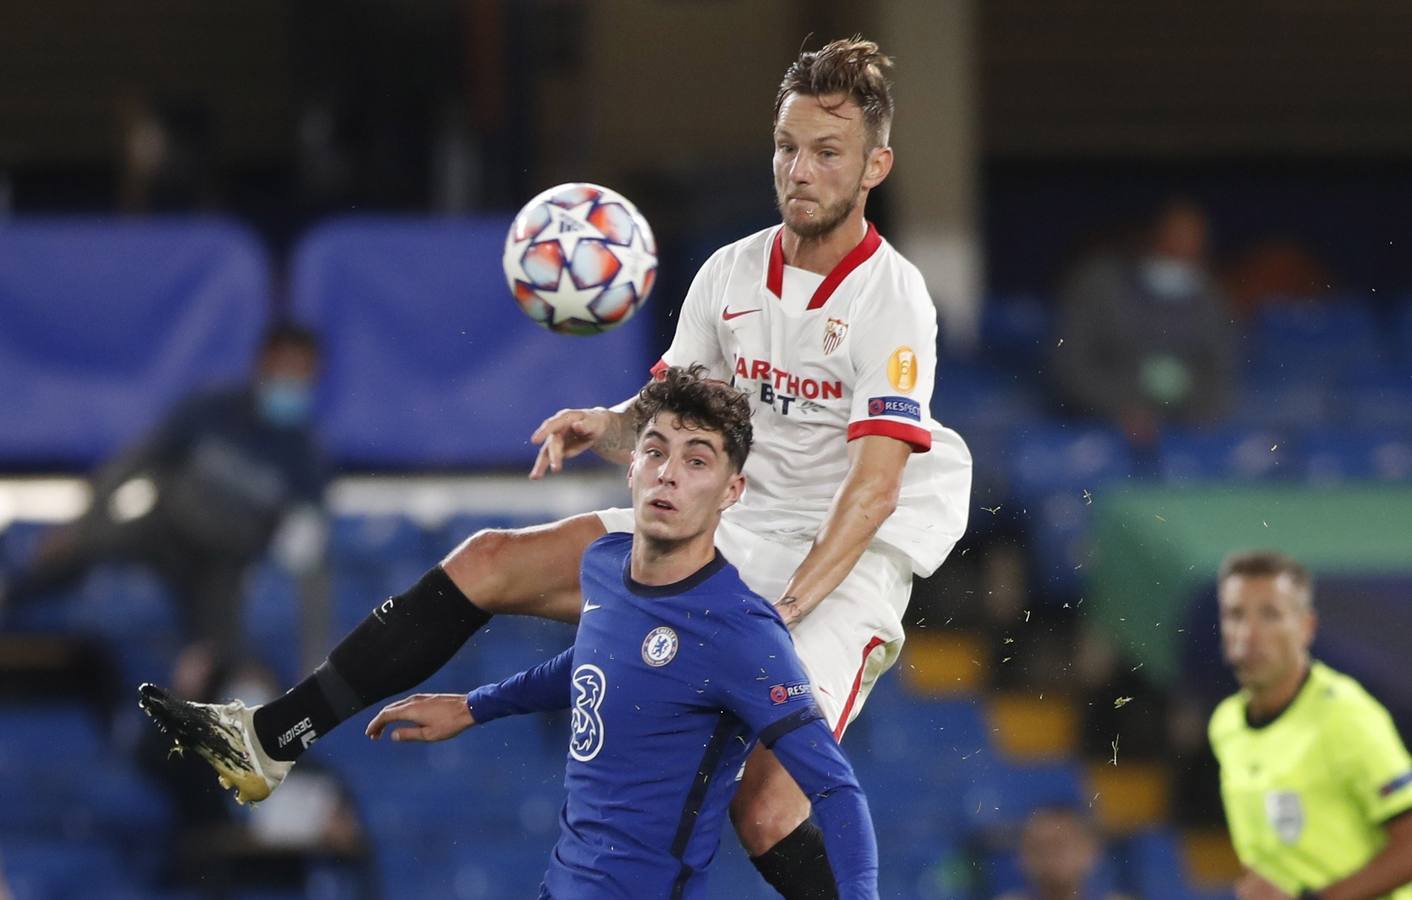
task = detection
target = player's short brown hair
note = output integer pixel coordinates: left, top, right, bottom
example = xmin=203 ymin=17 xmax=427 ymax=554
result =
xmin=635 ymin=364 xmax=753 ymax=472
xmin=774 ymin=36 xmax=895 ymax=150
xmin=1218 ymin=549 xmax=1315 ymax=608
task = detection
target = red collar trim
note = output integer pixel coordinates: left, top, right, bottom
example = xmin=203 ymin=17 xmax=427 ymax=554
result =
xmin=766 ymin=222 xmax=883 ymax=310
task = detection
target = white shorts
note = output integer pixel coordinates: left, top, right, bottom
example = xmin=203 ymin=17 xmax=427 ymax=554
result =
xmin=594 ymin=507 xmax=911 ymax=738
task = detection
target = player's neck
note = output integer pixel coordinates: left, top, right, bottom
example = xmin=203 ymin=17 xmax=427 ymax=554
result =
xmin=781 ymin=210 xmax=868 ymax=275
xmin=1247 ymin=658 xmax=1312 ymax=722
xmin=630 ymin=531 xmax=718 ymax=587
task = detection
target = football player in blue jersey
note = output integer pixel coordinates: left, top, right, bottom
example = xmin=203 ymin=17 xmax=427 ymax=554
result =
xmin=365 ymin=365 xmax=879 ymax=900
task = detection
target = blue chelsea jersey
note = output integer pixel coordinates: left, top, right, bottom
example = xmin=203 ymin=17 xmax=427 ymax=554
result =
xmin=467 ymin=532 xmax=877 ymax=899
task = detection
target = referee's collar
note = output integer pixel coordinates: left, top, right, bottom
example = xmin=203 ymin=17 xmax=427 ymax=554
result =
xmin=1245 ymin=662 xmax=1314 ymax=729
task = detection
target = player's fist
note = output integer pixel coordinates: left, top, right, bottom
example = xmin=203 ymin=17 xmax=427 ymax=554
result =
xmin=529 ymin=407 xmax=613 ymax=479
xmin=366 ymin=692 xmax=476 ymax=743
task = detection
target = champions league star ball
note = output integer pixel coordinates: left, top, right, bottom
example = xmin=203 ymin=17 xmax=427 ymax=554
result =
xmin=503 ymin=182 xmax=658 ymax=335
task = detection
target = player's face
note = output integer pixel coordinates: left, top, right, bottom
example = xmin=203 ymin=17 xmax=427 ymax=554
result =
xmin=1218 ymin=574 xmax=1316 ymax=693
xmin=772 ymin=92 xmax=891 ymax=239
xmin=629 ymin=416 xmax=745 ymax=545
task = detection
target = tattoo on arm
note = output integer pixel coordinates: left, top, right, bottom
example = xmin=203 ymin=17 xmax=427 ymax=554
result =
xmin=595 ymin=400 xmax=640 ymax=457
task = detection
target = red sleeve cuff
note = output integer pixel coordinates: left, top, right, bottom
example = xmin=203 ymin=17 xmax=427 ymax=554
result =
xmin=847 ymin=419 xmax=931 ymax=452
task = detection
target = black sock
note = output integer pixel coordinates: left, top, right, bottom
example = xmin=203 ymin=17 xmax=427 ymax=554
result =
xmin=252 ymin=566 xmax=490 ymax=762
xmin=749 ymin=819 xmax=838 ymax=900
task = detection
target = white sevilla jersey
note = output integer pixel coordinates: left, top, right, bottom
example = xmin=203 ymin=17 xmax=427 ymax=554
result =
xmin=654 ymin=223 xmax=972 ymax=577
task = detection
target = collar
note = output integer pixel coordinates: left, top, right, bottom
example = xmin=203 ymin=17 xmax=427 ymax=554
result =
xmin=766 ymin=222 xmax=882 ymax=310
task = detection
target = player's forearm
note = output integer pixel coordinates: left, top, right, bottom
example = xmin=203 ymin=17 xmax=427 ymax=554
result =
xmin=770 ymin=722 xmax=878 ymax=897
xmin=783 ymin=468 xmax=898 ymax=611
xmin=591 ymin=399 xmax=639 ymax=464
xmin=1319 ymin=815 xmax=1412 ymax=900
xmin=465 ymin=647 xmax=574 ymax=723
xmin=813 ymin=784 xmax=879 ymax=900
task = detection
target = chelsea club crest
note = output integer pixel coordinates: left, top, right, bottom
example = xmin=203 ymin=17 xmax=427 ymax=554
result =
xmin=641 ymin=626 xmax=679 ymax=667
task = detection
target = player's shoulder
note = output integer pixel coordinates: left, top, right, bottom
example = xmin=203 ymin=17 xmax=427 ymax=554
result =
xmin=1208 ymin=692 xmax=1249 ymax=745
xmin=586 ymin=531 xmax=633 ymax=562
xmin=854 ymin=233 xmax=934 ymax=315
xmin=708 ymin=555 xmax=784 ymax=624
xmin=706 ymin=226 xmax=776 ymax=269
xmin=1304 ymin=661 xmax=1393 ymax=725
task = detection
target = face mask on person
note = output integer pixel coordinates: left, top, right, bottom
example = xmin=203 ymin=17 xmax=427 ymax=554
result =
xmin=258 ymin=378 xmax=313 ymax=427
xmin=1139 ymin=256 xmax=1203 ymax=300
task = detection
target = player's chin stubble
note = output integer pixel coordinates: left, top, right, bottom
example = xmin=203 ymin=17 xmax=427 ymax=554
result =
xmin=777 ymin=184 xmax=863 ymax=240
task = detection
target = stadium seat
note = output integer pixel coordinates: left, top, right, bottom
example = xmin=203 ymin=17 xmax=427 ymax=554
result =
xmin=0 ymin=838 xmax=134 ymax=900
xmin=1085 ymin=761 xmax=1172 ymax=834
xmin=1244 ymin=302 xmax=1386 ymax=384
xmin=958 ymin=758 xmax=1086 ymax=832
xmin=1301 ymin=428 xmax=1412 ymax=484
xmin=1006 ymin=424 xmax=1136 ymax=594
xmin=898 ymin=630 xmax=991 ymax=696
xmin=1157 ymin=426 xmax=1296 ymax=483
xmin=988 ymin=692 xmax=1079 ymax=760
xmin=0 ymin=703 xmax=105 ymax=767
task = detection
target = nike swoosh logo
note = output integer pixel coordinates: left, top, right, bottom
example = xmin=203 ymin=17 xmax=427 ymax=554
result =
xmin=582 ymin=601 xmax=603 ymax=613
xmin=722 ymin=307 xmax=761 ymax=321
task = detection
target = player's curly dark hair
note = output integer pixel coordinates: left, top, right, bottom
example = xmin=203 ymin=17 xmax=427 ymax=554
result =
xmin=774 ymin=36 xmax=895 ymax=150
xmin=634 ymin=364 xmax=753 ymax=472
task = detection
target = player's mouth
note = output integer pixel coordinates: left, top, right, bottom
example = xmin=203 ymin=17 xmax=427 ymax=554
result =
xmin=648 ymin=498 xmax=677 ymax=512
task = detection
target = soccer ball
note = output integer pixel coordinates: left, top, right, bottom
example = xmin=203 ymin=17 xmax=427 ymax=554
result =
xmin=502 ymin=182 xmax=658 ymax=335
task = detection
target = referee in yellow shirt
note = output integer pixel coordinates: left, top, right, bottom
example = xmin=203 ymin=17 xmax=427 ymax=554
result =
xmin=1209 ymin=550 xmax=1412 ymax=900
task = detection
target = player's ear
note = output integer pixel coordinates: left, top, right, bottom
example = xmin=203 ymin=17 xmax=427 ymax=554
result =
xmin=862 ymin=145 xmax=893 ymax=190
xmin=719 ymin=472 xmax=746 ymax=512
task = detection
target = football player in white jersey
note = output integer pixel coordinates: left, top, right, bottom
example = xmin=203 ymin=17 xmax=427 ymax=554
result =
xmin=138 ymin=36 xmax=971 ymax=899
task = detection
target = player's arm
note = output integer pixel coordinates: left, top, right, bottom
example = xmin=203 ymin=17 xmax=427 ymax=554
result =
xmin=529 ymin=246 xmax=729 ymax=479
xmin=1311 ymin=811 xmax=1412 ymax=900
xmin=767 ymin=719 xmax=879 ymax=899
xmin=775 ymin=434 xmax=908 ymax=625
xmin=365 ymin=646 xmax=574 ymax=742
xmin=528 ymin=396 xmax=641 ymax=477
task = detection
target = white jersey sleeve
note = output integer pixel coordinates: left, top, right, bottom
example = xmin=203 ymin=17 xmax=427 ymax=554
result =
xmin=844 ymin=271 xmax=937 ymax=453
xmin=655 ymin=248 xmax=730 ymax=381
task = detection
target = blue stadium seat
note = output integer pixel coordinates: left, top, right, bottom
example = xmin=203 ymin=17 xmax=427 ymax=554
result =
xmin=0 ymin=838 xmax=133 ymax=900
xmin=957 ymin=759 xmax=1085 ymax=832
xmin=980 ymin=295 xmax=1054 ymax=368
xmin=288 ymin=218 xmax=655 ymax=468
xmin=1125 ymin=828 xmax=1237 ymax=900
xmin=0 ymin=704 xmax=105 ymax=767
xmin=1158 ymin=426 xmax=1297 ymax=483
xmin=0 ymin=219 xmax=272 ymax=467
xmin=1233 ymin=378 xmax=1336 ymax=430
xmin=1301 ymin=428 xmax=1412 ymax=484
xmin=1244 ymin=302 xmax=1386 ymax=384
xmin=1004 ymin=424 xmax=1135 ymax=593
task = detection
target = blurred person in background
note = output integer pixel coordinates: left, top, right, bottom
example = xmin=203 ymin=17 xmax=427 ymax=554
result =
xmin=1209 ymin=550 xmax=1412 ymax=900
xmin=2 ymin=322 xmax=329 ymax=666
xmin=1052 ymin=199 xmax=1236 ymax=447
xmin=994 ymin=806 xmax=1129 ymax=900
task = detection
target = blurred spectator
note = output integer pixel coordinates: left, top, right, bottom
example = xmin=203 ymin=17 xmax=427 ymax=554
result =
xmin=116 ymin=89 xmax=218 ymax=213
xmin=1221 ymin=237 xmax=1337 ymax=317
xmin=1052 ymin=200 xmax=1236 ymax=446
xmin=2 ymin=322 xmax=329 ymax=665
xmin=994 ymin=806 xmax=1131 ymax=900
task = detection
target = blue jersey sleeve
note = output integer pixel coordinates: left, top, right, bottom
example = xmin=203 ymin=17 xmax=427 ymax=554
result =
xmin=713 ymin=606 xmax=877 ymax=897
xmin=771 ymin=721 xmax=878 ymax=900
xmin=465 ymin=647 xmax=573 ymax=723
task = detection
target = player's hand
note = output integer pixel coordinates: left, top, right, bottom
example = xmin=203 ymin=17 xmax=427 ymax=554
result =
xmin=529 ymin=407 xmax=612 ymax=479
xmin=774 ymin=594 xmax=816 ymax=628
xmin=1234 ymin=869 xmax=1292 ymax=900
xmin=366 ymin=693 xmax=475 ymax=743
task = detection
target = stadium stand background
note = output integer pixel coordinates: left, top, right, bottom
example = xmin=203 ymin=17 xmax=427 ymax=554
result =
xmin=2 ymin=2 xmax=1411 ymax=898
